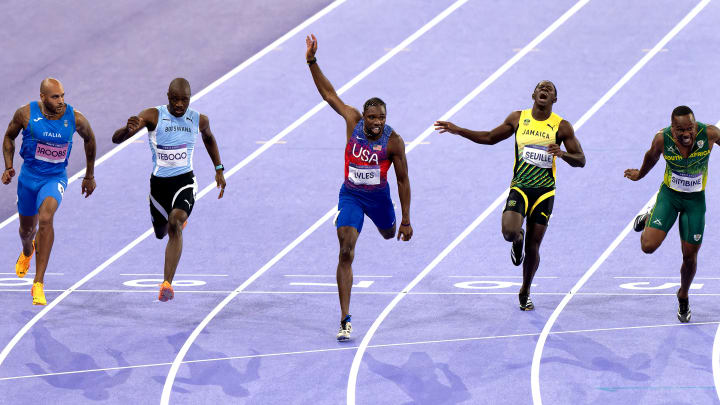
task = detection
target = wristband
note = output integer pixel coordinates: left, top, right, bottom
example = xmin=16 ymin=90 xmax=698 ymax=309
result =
xmin=215 ymin=164 xmax=224 ymax=171
xmin=401 ymin=222 xmax=411 ymax=227
xmin=4 ymin=167 xmax=11 ymax=171
xmin=307 ymin=57 xmax=317 ymax=66
xmin=83 ymin=176 xmax=94 ymax=180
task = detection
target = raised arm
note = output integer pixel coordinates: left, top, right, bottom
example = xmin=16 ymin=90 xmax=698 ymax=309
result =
xmin=388 ymin=132 xmax=412 ymax=241
xmin=624 ymin=131 xmax=664 ymax=181
xmin=74 ymin=111 xmax=97 ymax=197
xmin=549 ymin=120 xmax=585 ymax=167
xmin=112 ymin=108 xmax=158 ymax=144
xmin=199 ymin=114 xmax=226 ymax=199
xmin=434 ymin=111 xmax=520 ymax=145
xmin=2 ymin=106 xmax=28 ymax=185
xmin=306 ymin=34 xmax=362 ymax=137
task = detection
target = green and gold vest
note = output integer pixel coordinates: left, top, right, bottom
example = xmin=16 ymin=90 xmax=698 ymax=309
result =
xmin=662 ymin=122 xmax=710 ymax=192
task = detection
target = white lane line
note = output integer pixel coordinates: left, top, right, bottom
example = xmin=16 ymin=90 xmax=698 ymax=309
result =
xmin=714 ymin=324 xmax=720 ymax=401
xmin=447 ymin=276 xmax=559 ymax=278
xmin=283 ymin=275 xmax=393 ymax=278
xmin=0 ymin=0 xmax=347 ymax=232
xmin=614 ymin=276 xmax=720 ymax=280
xmin=530 ymin=3 xmax=714 ymax=403
xmin=348 ymin=0 xmax=592 ymax=403
xmin=160 ymin=1 xmax=471 ymax=403
xmin=4 ymin=320 xmax=716 ymax=383
xmin=120 ymin=274 xmax=229 ymax=277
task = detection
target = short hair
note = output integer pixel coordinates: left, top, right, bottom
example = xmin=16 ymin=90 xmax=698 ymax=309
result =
xmin=671 ymin=105 xmax=694 ymax=120
xmin=363 ymin=97 xmax=386 ymax=113
xmin=535 ymin=81 xmax=557 ymax=97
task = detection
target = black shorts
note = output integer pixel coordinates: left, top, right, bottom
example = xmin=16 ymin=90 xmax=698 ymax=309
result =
xmin=503 ymin=186 xmax=555 ymax=226
xmin=149 ymin=171 xmax=197 ymax=227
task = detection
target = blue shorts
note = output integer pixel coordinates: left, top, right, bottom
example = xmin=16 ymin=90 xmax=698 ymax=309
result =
xmin=17 ymin=167 xmax=68 ymax=217
xmin=337 ymin=184 xmax=396 ymax=233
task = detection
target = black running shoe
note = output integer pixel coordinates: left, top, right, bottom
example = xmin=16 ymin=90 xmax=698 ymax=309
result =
xmin=633 ymin=212 xmax=649 ymax=232
xmin=519 ymin=293 xmax=534 ymax=311
xmin=511 ymin=229 xmax=525 ymax=266
xmin=677 ymin=294 xmax=691 ymax=323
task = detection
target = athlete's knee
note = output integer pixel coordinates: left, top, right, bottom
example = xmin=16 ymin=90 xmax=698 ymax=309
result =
xmin=18 ymin=225 xmax=35 ymax=239
xmin=502 ymin=227 xmax=521 ymax=242
xmin=338 ymin=242 xmax=355 ymax=263
xmin=37 ymin=211 xmax=54 ymax=230
xmin=640 ymin=238 xmax=659 ymax=254
xmin=380 ymin=227 xmax=394 ymax=240
xmin=682 ymin=253 xmax=698 ymax=268
xmin=167 ymin=211 xmax=187 ymax=237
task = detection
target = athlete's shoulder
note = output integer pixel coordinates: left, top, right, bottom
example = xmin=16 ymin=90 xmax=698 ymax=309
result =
xmin=199 ymin=113 xmax=209 ymax=131
xmin=12 ymin=104 xmax=31 ymax=128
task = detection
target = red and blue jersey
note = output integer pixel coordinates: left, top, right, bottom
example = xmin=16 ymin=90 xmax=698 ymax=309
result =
xmin=343 ymin=120 xmax=392 ymax=192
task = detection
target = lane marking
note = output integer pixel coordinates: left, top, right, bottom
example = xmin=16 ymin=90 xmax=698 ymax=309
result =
xmin=3 ymin=320 xmax=716 ymax=383
xmin=349 ymin=1 xmax=594 ymax=402
xmin=714 ymin=323 xmax=720 ymax=401
xmin=530 ymin=3 xmax=715 ymax=402
xmin=289 ymin=280 xmax=374 ymax=288
xmin=0 ymin=0 xmax=348 ymax=232
xmin=118 ymin=273 xmax=228 ymax=277
xmin=448 ymin=275 xmax=559 ymax=279
xmin=161 ymin=2 xmax=473 ymax=403
xmin=283 ymin=274 xmax=392 ymax=278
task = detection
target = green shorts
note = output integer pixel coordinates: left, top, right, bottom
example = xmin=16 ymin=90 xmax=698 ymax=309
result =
xmin=647 ymin=184 xmax=706 ymax=244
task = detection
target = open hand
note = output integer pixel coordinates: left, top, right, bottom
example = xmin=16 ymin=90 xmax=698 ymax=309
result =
xmin=434 ymin=121 xmax=460 ymax=135
xmin=306 ymin=34 xmax=317 ymax=61
xmin=624 ymin=169 xmax=641 ymax=181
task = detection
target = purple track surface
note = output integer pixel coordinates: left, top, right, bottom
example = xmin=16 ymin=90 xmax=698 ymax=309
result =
xmin=2 ymin=1 xmax=720 ymax=404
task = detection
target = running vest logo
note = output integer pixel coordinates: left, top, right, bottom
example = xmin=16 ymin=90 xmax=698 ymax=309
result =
xmin=694 ymin=234 xmax=702 ymax=242
xmin=351 ymin=144 xmax=379 ymax=164
xmin=164 ymin=126 xmax=192 ymax=133
xmin=64 ymin=119 xmax=68 ymax=128
xmin=43 ymin=131 xmax=62 ymax=138
xmin=33 ymin=117 xmax=43 ymax=122
xmin=157 ymin=144 xmax=188 ymax=167
xmin=523 ymin=119 xmax=531 ymax=126
xmin=35 ymin=143 xmax=68 ymax=164
xmin=520 ymin=128 xmax=551 ymax=139
xmin=522 ymin=145 xmax=553 ymax=168
xmin=546 ymin=123 xmax=555 ymax=130
xmin=697 ymin=140 xmax=704 ymax=148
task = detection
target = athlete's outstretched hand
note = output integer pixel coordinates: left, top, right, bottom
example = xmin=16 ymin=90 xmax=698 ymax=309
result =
xmin=81 ymin=177 xmax=96 ymax=197
xmin=397 ymin=223 xmax=413 ymax=241
xmin=624 ymin=169 xmax=641 ymax=181
xmin=547 ymin=144 xmax=565 ymax=158
xmin=306 ymin=34 xmax=317 ymax=61
xmin=126 ymin=116 xmax=143 ymax=134
xmin=216 ymin=171 xmax=226 ymax=199
xmin=1 ymin=168 xmax=15 ymax=185
xmin=434 ymin=121 xmax=461 ymax=135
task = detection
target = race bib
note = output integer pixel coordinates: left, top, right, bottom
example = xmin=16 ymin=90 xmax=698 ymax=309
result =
xmin=521 ymin=145 xmax=553 ymax=168
xmin=34 ymin=142 xmax=68 ymax=164
xmin=156 ymin=144 xmax=188 ymax=167
xmin=669 ymin=171 xmax=703 ymax=192
xmin=348 ymin=165 xmax=380 ymax=185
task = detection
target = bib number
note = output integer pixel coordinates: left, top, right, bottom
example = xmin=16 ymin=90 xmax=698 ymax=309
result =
xmin=669 ymin=171 xmax=703 ymax=192
xmin=521 ymin=145 xmax=553 ymax=168
xmin=157 ymin=144 xmax=188 ymax=167
xmin=348 ymin=165 xmax=380 ymax=185
xmin=34 ymin=142 xmax=68 ymax=164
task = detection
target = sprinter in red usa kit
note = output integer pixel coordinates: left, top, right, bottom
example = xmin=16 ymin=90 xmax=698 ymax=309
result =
xmin=306 ymin=34 xmax=413 ymax=341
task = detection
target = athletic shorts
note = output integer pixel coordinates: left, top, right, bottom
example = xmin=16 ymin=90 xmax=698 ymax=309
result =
xmin=647 ymin=184 xmax=705 ymax=244
xmin=149 ymin=171 xmax=197 ymax=227
xmin=16 ymin=167 xmax=68 ymax=217
xmin=503 ymin=186 xmax=555 ymax=226
xmin=336 ymin=183 xmax=395 ymax=233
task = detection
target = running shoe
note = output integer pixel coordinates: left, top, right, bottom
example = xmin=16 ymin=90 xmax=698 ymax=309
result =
xmin=677 ymin=292 xmax=691 ymax=323
xmin=633 ymin=212 xmax=649 ymax=232
xmin=31 ymin=282 xmax=46 ymax=306
xmin=511 ymin=229 xmax=525 ymax=266
xmin=15 ymin=240 xmax=35 ymax=278
xmin=519 ymin=293 xmax=534 ymax=311
xmin=158 ymin=281 xmax=174 ymax=302
xmin=336 ymin=315 xmax=352 ymax=341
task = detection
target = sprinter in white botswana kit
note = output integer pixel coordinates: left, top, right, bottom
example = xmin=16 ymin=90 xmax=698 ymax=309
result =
xmin=305 ymin=34 xmax=413 ymax=342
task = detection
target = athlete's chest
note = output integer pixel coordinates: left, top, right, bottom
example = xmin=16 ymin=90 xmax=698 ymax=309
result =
xmin=346 ymin=136 xmax=387 ymax=165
